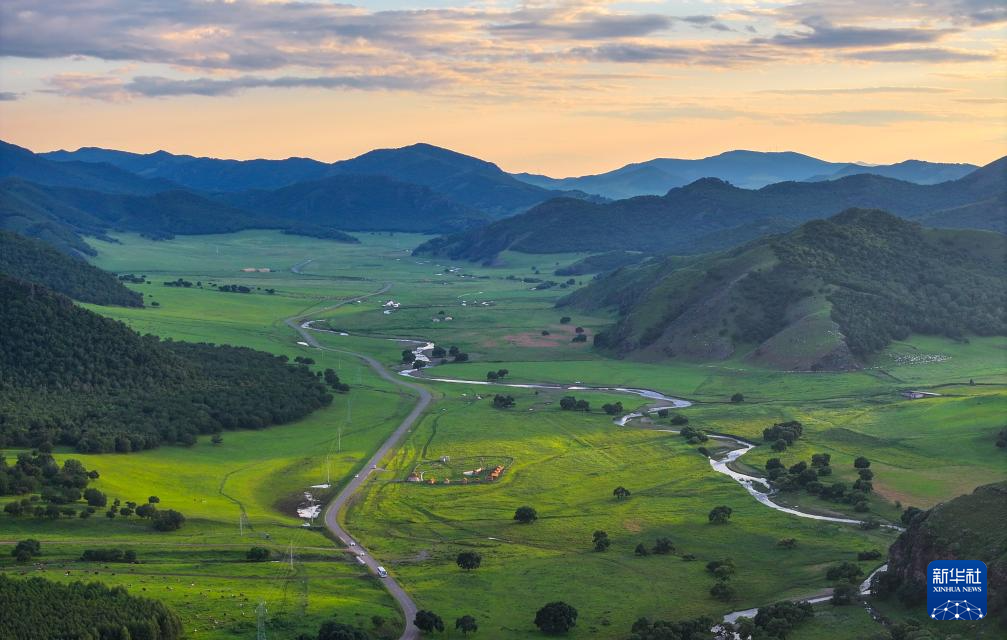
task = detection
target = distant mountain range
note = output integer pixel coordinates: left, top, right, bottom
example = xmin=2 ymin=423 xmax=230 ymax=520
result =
xmin=515 ymin=150 xmax=978 ymax=199
xmin=42 ymin=142 xmax=590 ymax=217
xmin=0 ymin=141 xmax=509 ymax=253
xmin=416 ymin=157 xmax=1006 ymax=263
xmin=2 ymin=139 xmax=1002 ymax=260
xmin=560 ymin=209 xmax=1006 ymax=370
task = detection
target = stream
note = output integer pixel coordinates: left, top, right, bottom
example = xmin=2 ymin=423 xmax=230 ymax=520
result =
xmin=301 ymin=327 xmax=894 ymax=630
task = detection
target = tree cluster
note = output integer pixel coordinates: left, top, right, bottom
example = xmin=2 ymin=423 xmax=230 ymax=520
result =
xmin=559 ymin=396 xmax=590 ymax=412
xmin=762 ymin=421 xmax=803 ymax=451
xmin=0 ymin=574 xmax=183 ymax=640
xmin=766 ymin=454 xmax=874 ymax=511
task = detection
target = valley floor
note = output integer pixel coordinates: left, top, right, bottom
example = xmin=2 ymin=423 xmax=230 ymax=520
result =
xmin=2 ymin=231 xmax=1003 ymax=639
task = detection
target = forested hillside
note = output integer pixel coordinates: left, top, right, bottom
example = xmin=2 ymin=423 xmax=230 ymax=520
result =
xmin=222 ymin=174 xmax=490 ymax=233
xmin=562 ymin=210 xmax=1007 ymax=369
xmin=0 ymin=575 xmax=183 ymax=640
xmin=0 ymin=230 xmax=141 ymax=306
xmin=417 ymin=157 xmax=1006 ymax=262
xmin=0 ymin=275 xmax=334 ymax=452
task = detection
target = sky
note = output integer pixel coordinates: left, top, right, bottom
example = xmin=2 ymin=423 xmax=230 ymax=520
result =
xmin=0 ymin=0 xmax=1005 ymax=176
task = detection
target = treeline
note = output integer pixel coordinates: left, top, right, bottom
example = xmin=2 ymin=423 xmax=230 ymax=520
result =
xmin=0 ymin=230 xmax=142 ymax=307
xmin=0 ymin=275 xmax=333 ymax=452
xmin=0 ymin=574 xmax=182 ymax=640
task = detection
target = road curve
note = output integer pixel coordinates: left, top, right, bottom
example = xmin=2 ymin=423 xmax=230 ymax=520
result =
xmin=284 ymin=283 xmax=425 ymax=640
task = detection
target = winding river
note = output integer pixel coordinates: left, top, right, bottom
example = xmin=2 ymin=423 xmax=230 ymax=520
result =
xmin=301 ymin=324 xmax=894 ymax=630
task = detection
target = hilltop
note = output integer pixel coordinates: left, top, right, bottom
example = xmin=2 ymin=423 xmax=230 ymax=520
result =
xmin=417 ymin=157 xmax=1006 ymax=262
xmin=559 ymin=210 xmax=1006 ymax=370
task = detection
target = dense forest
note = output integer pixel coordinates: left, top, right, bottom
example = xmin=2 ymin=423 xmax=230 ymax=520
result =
xmin=0 ymin=575 xmax=183 ymax=640
xmin=0 ymin=230 xmax=142 ymax=306
xmin=0 ymin=275 xmax=333 ymax=452
xmin=563 ymin=210 xmax=1006 ymax=369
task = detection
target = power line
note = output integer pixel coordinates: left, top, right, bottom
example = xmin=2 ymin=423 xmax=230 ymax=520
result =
xmin=255 ymin=601 xmax=267 ymax=640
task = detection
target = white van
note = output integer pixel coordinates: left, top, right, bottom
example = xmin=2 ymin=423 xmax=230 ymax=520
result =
xmin=376 ymin=566 xmax=388 ymax=578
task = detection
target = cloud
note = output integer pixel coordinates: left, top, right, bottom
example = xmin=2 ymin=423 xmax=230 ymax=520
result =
xmin=756 ymin=18 xmax=956 ymax=49
xmin=844 ymin=47 xmax=996 ymax=62
xmin=759 ymin=86 xmax=955 ymax=95
xmin=566 ymin=42 xmax=776 ymax=66
xmin=767 ymin=0 xmax=1007 ymax=28
xmin=0 ymin=91 xmax=20 ymax=101
xmin=44 ymin=72 xmax=447 ymax=100
xmin=490 ymin=13 xmax=674 ymax=40
xmin=805 ymin=109 xmax=949 ymax=125
xmin=1 ymin=0 xmax=1003 ymax=103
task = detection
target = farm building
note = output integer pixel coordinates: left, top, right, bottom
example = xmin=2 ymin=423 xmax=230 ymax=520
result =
xmin=900 ymin=390 xmax=940 ymax=399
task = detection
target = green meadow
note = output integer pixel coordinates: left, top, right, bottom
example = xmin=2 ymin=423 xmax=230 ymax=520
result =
xmin=2 ymin=231 xmax=1004 ymax=638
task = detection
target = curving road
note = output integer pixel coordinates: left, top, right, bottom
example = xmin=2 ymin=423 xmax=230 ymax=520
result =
xmin=286 ymin=279 xmax=893 ymax=637
xmin=284 ymin=283 xmax=425 ymax=640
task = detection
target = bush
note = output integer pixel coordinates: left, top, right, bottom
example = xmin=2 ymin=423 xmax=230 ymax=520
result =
xmin=247 ymin=547 xmax=270 ymax=562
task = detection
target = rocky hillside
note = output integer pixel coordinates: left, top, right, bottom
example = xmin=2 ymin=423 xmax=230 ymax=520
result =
xmin=884 ymin=482 xmax=1007 ymax=627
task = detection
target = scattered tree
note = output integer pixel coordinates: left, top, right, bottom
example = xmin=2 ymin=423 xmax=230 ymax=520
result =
xmin=534 ymin=602 xmax=578 ymax=635
xmin=730 ymin=393 xmax=744 ymax=403
xmin=514 ymin=506 xmax=538 ymax=524
xmin=455 ymin=615 xmax=478 ymax=635
xmin=613 ymin=486 xmax=631 ymax=500
xmin=152 ymin=509 xmax=186 ymax=531
xmin=247 ymin=547 xmax=270 ymax=562
xmin=592 ymin=530 xmax=611 ymax=552
xmin=708 ymin=506 xmax=733 ymax=525
xmin=414 ymin=610 xmax=445 ymax=633
xmin=634 ymin=543 xmax=649 ymax=557
xmin=317 ymin=620 xmax=370 ymax=640
xmin=492 ymin=394 xmax=515 ymax=409
xmin=456 ymin=551 xmax=482 ymax=571
xmin=652 ymin=537 xmax=675 ymax=555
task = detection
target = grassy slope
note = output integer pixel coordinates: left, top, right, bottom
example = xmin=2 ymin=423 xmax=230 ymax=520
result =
xmin=0 ymin=230 xmax=1002 ymax=639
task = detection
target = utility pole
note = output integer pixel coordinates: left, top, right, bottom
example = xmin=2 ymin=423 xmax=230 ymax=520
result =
xmin=255 ymin=601 xmax=267 ymax=640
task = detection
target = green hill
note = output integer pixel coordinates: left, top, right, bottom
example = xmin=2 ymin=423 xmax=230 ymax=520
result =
xmin=881 ymin=482 xmax=1007 ymax=627
xmin=561 ymin=210 xmax=1006 ymax=370
xmin=416 ymin=157 xmax=1006 ymax=262
xmin=0 ymin=275 xmax=333 ymax=452
xmin=0 ymin=230 xmax=142 ymax=306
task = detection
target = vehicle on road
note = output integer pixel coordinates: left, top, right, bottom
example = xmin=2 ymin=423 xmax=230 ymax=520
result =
xmin=377 ymin=566 xmax=388 ymax=578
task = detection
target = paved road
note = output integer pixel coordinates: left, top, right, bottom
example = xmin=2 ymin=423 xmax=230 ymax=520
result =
xmin=284 ymin=283 xmax=425 ymax=640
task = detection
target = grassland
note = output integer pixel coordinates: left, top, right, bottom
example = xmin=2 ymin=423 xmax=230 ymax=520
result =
xmin=2 ymin=230 xmax=1003 ymax=639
